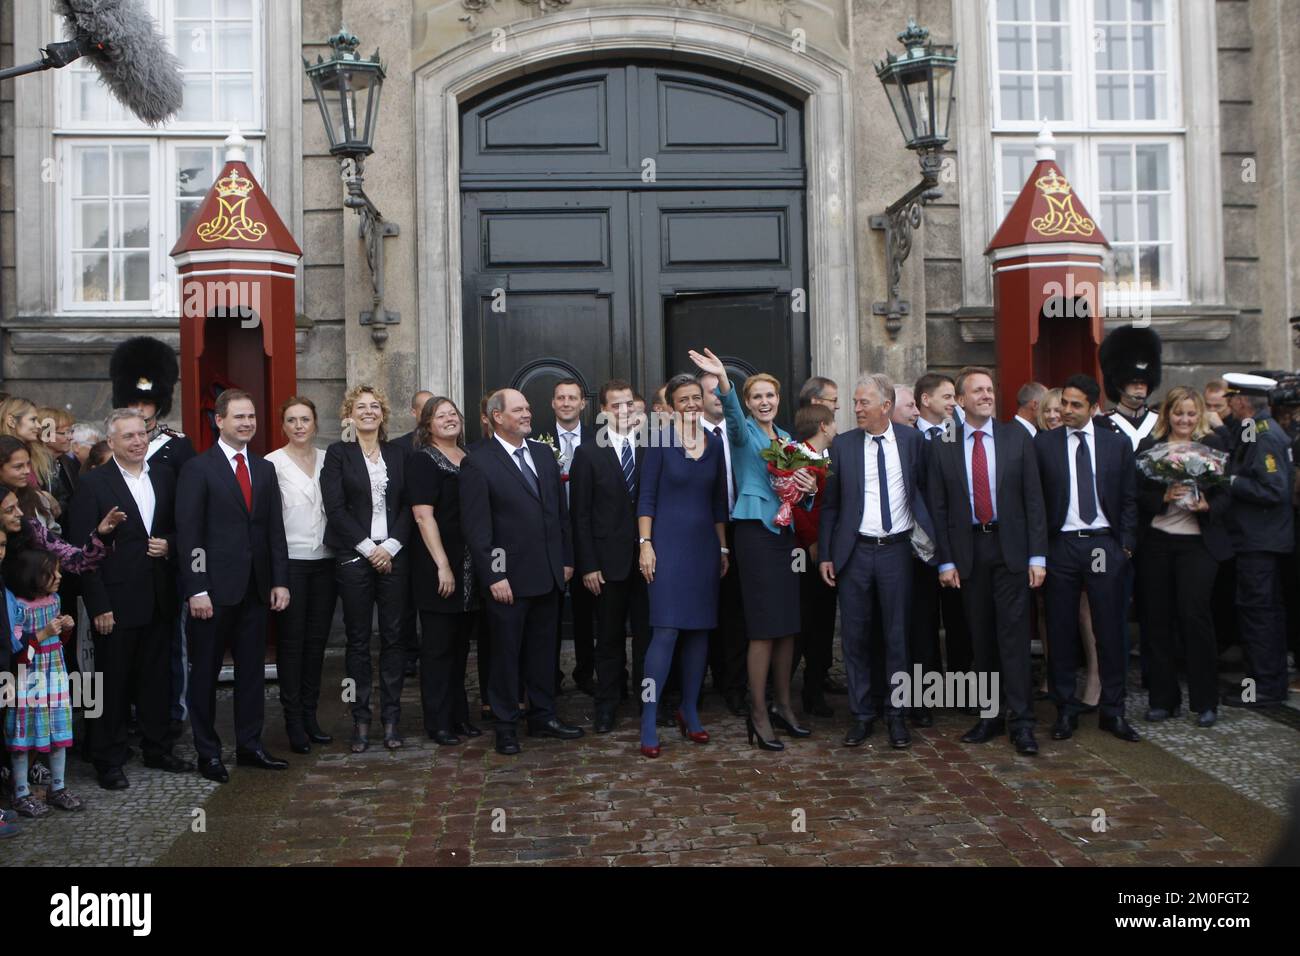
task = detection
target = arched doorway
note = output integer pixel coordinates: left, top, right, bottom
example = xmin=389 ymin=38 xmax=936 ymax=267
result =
xmin=458 ymin=60 xmax=808 ymax=438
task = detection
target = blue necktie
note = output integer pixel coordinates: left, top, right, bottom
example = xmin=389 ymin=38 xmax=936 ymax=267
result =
xmin=619 ymin=440 xmax=636 ymax=496
xmin=874 ymin=435 xmax=892 ymax=533
xmin=514 ymin=447 xmax=540 ymax=499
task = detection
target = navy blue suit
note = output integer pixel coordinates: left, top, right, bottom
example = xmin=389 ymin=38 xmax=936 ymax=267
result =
xmin=1034 ymin=424 xmax=1137 ymax=718
xmin=819 ymin=425 xmax=935 ymax=720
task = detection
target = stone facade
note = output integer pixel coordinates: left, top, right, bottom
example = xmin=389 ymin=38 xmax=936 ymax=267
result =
xmin=1 ymin=0 xmax=1296 ymax=439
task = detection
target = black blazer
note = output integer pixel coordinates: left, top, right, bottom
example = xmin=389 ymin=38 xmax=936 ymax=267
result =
xmin=818 ymin=424 xmax=936 ymax=573
xmin=459 ymin=436 xmax=572 ymax=598
xmin=146 ymin=430 xmax=196 ymax=480
xmin=176 ymin=444 xmax=290 ymax=605
xmin=926 ymin=419 xmax=1048 ymax=578
xmin=320 ymin=440 xmax=413 ymax=554
xmin=1034 ymin=424 xmax=1138 ymax=552
xmin=68 ymin=460 xmax=178 ymax=628
xmin=568 ymin=435 xmax=643 ymax=581
xmin=1135 ymin=432 xmax=1232 ymax=561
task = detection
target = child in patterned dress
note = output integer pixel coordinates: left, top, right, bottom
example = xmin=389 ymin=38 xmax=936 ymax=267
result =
xmin=4 ymin=548 xmax=79 ymax=816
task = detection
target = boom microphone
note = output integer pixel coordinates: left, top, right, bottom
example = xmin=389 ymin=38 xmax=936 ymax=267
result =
xmin=0 ymin=0 xmax=183 ymax=126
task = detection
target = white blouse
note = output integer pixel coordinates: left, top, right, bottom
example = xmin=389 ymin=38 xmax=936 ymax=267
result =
xmin=266 ymin=446 xmax=332 ymax=561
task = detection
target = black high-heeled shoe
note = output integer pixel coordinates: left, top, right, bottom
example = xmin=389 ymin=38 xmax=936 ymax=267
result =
xmin=746 ymin=715 xmax=784 ymax=751
xmin=768 ymin=707 xmax=811 ymax=738
xmin=303 ymin=713 xmax=332 ymax=744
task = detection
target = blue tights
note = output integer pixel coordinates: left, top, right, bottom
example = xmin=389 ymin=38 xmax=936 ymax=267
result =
xmin=641 ymin=627 xmax=709 ymax=746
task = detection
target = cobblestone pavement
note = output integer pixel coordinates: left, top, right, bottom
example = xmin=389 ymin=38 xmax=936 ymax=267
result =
xmin=5 ymin=640 xmax=1295 ymax=867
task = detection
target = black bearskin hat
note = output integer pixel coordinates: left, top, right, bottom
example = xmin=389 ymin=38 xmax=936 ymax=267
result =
xmin=109 ymin=336 xmax=179 ymax=418
xmin=1099 ymin=324 xmax=1162 ymax=404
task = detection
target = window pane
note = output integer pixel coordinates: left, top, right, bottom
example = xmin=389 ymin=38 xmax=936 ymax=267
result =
xmin=1097 ymin=25 xmax=1129 ymax=69
xmin=1133 ymin=74 xmax=1166 ymax=121
xmin=116 ymin=147 xmax=150 ymax=195
xmin=73 ymin=253 xmax=109 ymax=302
xmin=999 ymin=25 xmax=1034 ymax=71
xmin=1099 ymin=145 xmax=1133 ymax=190
xmin=1000 ymin=75 xmax=1036 ymax=121
xmin=115 ymin=201 xmax=150 ymax=249
xmin=75 ymin=73 xmax=113 ymax=123
xmin=1096 ymin=74 xmax=1129 ymax=120
xmin=1108 ymin=246 xmax=1136 ymax=283
xmin=1101 ymin=197 xmax=1135 ymax=240
xmin=176 ymin=0 xmax=213 ymax=16
xmin=1136 ymin=194 xmax=1169 ymax=241
xmin=1002 ymin=146 xmax=1036 ymax=192
xmin=174 ymin=23 xmax=212 ymax=69
xmin=1036 ymin=0 xmax=1067 ymax=20
xmin=1138 ymin=244 xmax=1171 ymax=290
xmin=1131 ymin=0 xmax=1164 ymax=20
xmin=216 ymin=76 xmax=254 ymax=125
xmin=179 ymin=199 xmax=205 ymax=233
xmin=177 ymin=148 xmax=217 ymax=198
xmin=214 ymin=23 xmax=254 ymax=70
xmin=1135 ymin=144 xmax=1169 ymax=190
xmin=117 ymin=252 xmax=151 ymax=302
xmin=1096 ymin=0 xmax=1126 ymax=20
xmin=218 ymin=0 xmax=253 ymax=15
xmin=74 ymin=201 xmax=109 ymax=250
xmin=181 ymin=77 xmax=214 ymax=122
xmin=1037 ymin=26 xmax=1069 ymax=70
xmin=1131 ymin=25 xmax=1165 ymax=69
xmin=74 ymin=147 xmax=110 ymax=196
xmin=999 ymin=0 xmax=1033 ymax=20
xmin=1038 ymin=75 xmax=1070 ymax=120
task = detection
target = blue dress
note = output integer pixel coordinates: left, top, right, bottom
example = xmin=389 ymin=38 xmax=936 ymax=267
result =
xmin=637 ymin=425 xmax=729 ymax=630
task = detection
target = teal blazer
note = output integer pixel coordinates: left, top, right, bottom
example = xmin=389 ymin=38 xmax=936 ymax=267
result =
xmin=717 ymin=385 xmax=809 ymax=534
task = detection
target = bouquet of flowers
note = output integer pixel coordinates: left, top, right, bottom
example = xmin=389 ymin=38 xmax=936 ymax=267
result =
xmin=760 ymin=439 xmax=830 ymax=527
xmin=534 ymin=433 xmax=569 ymax=481
xmin=1136 ymin=440 xmax=1229 ymax=505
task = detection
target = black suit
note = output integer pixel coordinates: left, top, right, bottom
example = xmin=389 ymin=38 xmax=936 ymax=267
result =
xmin=568 ymin=433 xmax=649 ymax=714
xmin=556 ymin=424 xmax=597 ymax=687
xmin=927 ymin=420 xmax=1047 ymax=728
xmin=70 ymin=459 xmax=180 ymax=769
xmin=460 ymin=436 xmax=572 ymax=726
xmin=913 ymin=423 xmax=973 ymax=678
xmin=321 ymin=440 xmax=413 ymax=727
xmin=176 ymin=443 xmax=289 ymax=760
xmin=819 ymin=425 xmax=936 ymax=720
xmin=1034 ymin=424 xmax=1137 ymax=719
xmin=146 ymin=429 xmax=196 ymax=481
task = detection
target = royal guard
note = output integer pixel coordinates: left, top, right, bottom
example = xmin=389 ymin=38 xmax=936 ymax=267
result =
xmin=109 ymin=337 xmax=196 ymax=480
xmin=1098 ymin=324 xmax=1161 ymax=449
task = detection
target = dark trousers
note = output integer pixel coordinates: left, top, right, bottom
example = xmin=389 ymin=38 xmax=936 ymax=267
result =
xmin=419 ymin=609 xmax=476 ymax=733
xmin=1234 ymin=550 xmax=1291 ymax=701
xmin=401 ymin=580 xmax=420 ymax=668
xmin=1139 ymin=531 xmax=1220 ymax=713
xmin=486 ymin=587 xmax=560 ymax=727
xmin=961 ymin=530 xmax=1035 ymax=729
xmin=1212 ymin=557 xmax=1239 ymax=652
xmin=795 ymin=564 xmax=836 ymax=693
xmin=593 ymin=574 xmax=650 ymax=712
xmin=708 ymin=522 xmax=748 ymax=694
xmin=1045 ymin=534 xmax=1130 ymax=718
xmin=186 ymin=582 xmax=269 ymax=761
xmin=337 ymin=553 xmax=408 ymax=725
xmin=278 ymin=558 xmax=336 ymax=726
xmin=476 ymin=614 xmax=492 ymax=707
xmin=91 ymin=607 xmax=173 ymax=769
xmin=836 ymin=538 xmax=913 ymax=719
xmin=555 ymin=580 xmax=596 ymax=683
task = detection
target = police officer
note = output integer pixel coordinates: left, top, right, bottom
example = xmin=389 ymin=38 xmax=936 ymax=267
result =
xmin=1221 ymin=372 xmax=1294 ymax=707
xmin=1099 ymin=324 xmax=1161 ymax=451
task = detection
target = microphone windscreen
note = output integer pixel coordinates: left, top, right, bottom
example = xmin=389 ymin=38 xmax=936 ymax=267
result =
xmin=55 ymin=0 xmax=184 ymax=126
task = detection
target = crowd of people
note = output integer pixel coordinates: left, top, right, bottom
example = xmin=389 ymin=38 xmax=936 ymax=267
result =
xmin=0 ymin=327 xmax=1297 ymax=839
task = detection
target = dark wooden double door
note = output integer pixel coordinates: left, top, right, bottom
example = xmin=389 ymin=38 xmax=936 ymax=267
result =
xmin=460 ymin=61 xmax=808 ymax=439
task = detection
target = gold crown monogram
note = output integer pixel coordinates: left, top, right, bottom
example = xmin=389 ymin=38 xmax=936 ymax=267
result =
xmin=1034 ymin=167 xmax=1073 ymax=197
xmin=214 ymin=168 xmax=254 ymax=199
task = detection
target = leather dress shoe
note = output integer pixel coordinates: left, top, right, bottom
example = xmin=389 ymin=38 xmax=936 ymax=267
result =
xmin=1143 ymin=707 xmax=1178 ymax=722
xmin=1098 ymin=714 xmax=1141 ymax=742
xmin=97 ymin=766 xmax=129 ymax=790
xmin=886 ymin=715 xmax=911 ymax=749
xmin=1011 ymin=728 xmax=1039 ymax=755
xmin=430 ymin=730 xmax=462 ymax=746
xmin=1196 ymin=709 xmax=1217 ymax=728
xmin=1050 ymin=712 xmax=1078 ymax=740
xmin=960 ymin=717 xmax=1006 ymax=744
xmin=198 ymin=757 xmax=229 ymax=783
xmin=843 ymin=718 xmax=874 ymax=747
xmin=593 ymin=710 xmax=616 ymax=734
xmin=527 ymin=717 xmax=584 ymax=740
xmin=143 ymin=752 xmax=195 ymax=773
xmin=724 ymin=690 xmax=748 ymax=716
xmin=910 ymin=708 xmax=935 ymax=728
xmin=235 ymin=749 xmax=288 ymax=770
xmin=495 ymin=730 xmax=520 ymax=755
xmin=454 ymin=721 xmax=482 ymax=738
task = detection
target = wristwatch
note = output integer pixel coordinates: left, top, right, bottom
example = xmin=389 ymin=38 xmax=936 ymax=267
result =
xmin=720 ymin=547 xmax=731 ymax=555
xmin=638 ymin=537 xmax=652 ymax=545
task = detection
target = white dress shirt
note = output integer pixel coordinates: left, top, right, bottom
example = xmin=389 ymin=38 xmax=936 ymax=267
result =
xmin=1062 ymin=420 xmax=1111 ymax=532
xmin=114 ymin=458 xmax=155 ymax=535
xmin=1014 ymin=414 xmax=1038 ymax=437
xmin=496 ymin=432 xmax=539 ymax=480
xmin=265 ymin=447 xmax=332 ymax=561
xmin=858 ymin=424 xmax=912 ymax=536
xmin=355 ymin=450 xmax=402 ymax=558
xmin=216 ymin=437 xmax=247 ymax=474
xmin=703 ymin=414 xmax=736 ymax=512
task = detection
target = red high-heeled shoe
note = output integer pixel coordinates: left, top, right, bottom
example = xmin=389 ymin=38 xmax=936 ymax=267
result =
xmin=640 ymin=743 xmax=661 ymax=758
xmin=675 ymin=710 xmax=709 ymax=744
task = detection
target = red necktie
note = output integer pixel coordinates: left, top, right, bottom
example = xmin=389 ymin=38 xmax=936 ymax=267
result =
xmin=971 ymin=431 xmax=993 ymax=524
xmin=234 ymin=452 xmax=253 ymax=510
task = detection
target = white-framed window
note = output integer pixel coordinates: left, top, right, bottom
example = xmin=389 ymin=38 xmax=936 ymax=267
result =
xmin=990 ymin=0 xmax=1186 ymax=301
xmin=54 ymin=0 xmax=265 ymax=313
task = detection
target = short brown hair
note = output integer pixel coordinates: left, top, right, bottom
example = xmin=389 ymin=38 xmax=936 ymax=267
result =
xmin=793 ymin=403 xmax=833 ymax=442
xmin=954 ymin=366 xmax=995 ymax=399
xmin=278 ymin=395 xmax=317 ymax=423
xmin=914 ymin=373 xmax=954 ymax=402
xmin=598 ymin=379 xmax=635 ymax=407
xmin=214 ymin=388 xmax=254 ymax=419
xmin=742 ymin=372 xmax=781 ymax=403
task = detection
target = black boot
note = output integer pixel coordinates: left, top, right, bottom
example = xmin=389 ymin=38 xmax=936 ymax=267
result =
xmin=285 ymin=721 xmax=311 ymax=755
xmin=303 ymin=711 xmax=332 ymax=744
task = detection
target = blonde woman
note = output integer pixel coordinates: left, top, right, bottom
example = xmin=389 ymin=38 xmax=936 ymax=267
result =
xmin=1037 ymin=388 xmax=1064 ymax=431
xmin=0 ymin=398 xmax=57 ymax=521
xmin=321 ymin=385 xmax=413 ymax=752
xmin=1135 ymin=387 xmax=1230 ymax=727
